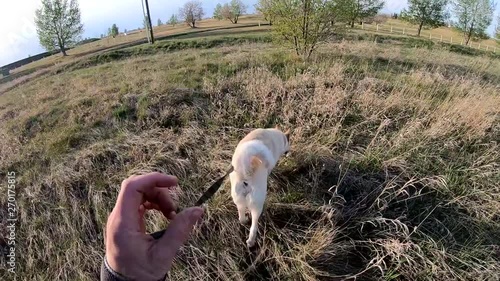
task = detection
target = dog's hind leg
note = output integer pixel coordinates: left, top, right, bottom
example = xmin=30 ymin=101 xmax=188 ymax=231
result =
xmin=246 ymin=200 xmax=264 ymax=248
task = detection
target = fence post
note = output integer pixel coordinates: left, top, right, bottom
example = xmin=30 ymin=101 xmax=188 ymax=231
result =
xmin=403 ymin=28 xmax=405 ymax=35
xmin=429 ymin=33 xmax=432 ymax=39
xmin=450 ymin=37 xmax=452 ymax=44
xmin=361 ymin=22 xmax=364 ymax=29
xmin=376 ymin=24 xmax=379 ymax=31
xmin=390 ymin=26 xmax=393 ymax=33
xmin=486 ymin=45 xmax=488 ymax=51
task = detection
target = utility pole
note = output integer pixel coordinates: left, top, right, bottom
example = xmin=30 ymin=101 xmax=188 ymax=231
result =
xmin=140 ymin=0 xmax=150 ymax=43
xmin=144 ymin=0 xmax=154 ymax=44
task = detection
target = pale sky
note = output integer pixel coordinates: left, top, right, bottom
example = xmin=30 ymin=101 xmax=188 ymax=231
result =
xmin=0 ymin=0 xmax=498 ymax=66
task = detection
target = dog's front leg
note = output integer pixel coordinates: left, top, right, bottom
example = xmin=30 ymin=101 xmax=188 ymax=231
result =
xmin=246 ymin=201 xmax=264 ymax=248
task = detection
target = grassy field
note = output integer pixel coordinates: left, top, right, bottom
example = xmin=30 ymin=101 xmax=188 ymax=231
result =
xmin=1 ymin=24 xmax=500 ymax=281
xmin=4 ymin=14 xmax=498 ymax=82
xmin=7 ymin=16 xmax=268 ymax=76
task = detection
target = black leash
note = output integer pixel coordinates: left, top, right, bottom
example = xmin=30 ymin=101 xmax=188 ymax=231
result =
xmin=149 ymin=165 xmax=234 ymax=240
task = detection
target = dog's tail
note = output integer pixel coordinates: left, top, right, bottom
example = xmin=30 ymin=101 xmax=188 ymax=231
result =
xmin=234 ymin=140 xmax=275 ymax=177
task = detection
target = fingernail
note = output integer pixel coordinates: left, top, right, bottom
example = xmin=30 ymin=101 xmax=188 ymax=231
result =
xmin=190 ymin=208 xmax=204 ymax=220
xmin=169 ymin=211 xmax=176 ymax=219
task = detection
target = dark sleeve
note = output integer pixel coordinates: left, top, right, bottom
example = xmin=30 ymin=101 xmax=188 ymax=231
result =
xmin=100 ymin=256 xmax=130 ymax=281
xmin=100 ymin=256 xmax=167 ymax=281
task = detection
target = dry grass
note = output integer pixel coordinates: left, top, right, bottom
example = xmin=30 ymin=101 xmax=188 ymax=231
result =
xmin=0 ymin=34 xmax=499 ymax=281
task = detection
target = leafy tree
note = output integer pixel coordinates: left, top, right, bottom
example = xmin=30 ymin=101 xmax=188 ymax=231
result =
xmin=452 ymin=0 xmax=494 ymax=45
xmin=157 ymin=18 xmax=163 ymax=26
xmin=108 ymin=24 xmax=119 ymax=38
xmin=179 ymin=0 xmax=204 ymax=28
xmin=268 ymin=0 xmax=351 ymax=60
xmin=34 ymin=0 xmax=84 ymax=56
xmin=256 ymin=0 xmax=275 ymax=24
xmin=214 ymin=3 xmax=224 ymax=20
xmin=168 ymin=14 xmax=179 ymax=26
xmin=221 ymin=0 xmax=247 ymax=24
xmin=346 ymin=0 xmax=385 ymax=27
xmin=400 ymin=0 xmax=448 ymax=36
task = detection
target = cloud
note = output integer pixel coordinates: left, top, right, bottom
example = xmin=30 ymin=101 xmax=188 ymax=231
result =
xmin=382 ymin=0 xmax=408 ymax=13
xmin=0 ymin=0 xmax=44 ymax=66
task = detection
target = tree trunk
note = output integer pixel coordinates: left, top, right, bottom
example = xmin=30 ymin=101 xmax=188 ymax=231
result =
xmin=465 ymin=30 xmax=471 ymax=45
xmin=306 ymin=45 xmax=315 ymax=61
xmin=465 ymin=22 xmax=474 ymax=45
xmin=417 ymin=20 xmax=424 ymax=36
xmin=294 ymin=36 xmax=300 ymax=56
xmin=57 ymin=36 xmax=67 ymax=56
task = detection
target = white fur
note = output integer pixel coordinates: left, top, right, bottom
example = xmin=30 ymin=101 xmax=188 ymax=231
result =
xmin=229 ymin=128 xmax=290 ymax=247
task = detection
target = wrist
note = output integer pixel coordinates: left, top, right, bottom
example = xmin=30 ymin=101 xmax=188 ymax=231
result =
xmin=101 ymin=255 xmax=130 ymax=281
xmin=102 ymin=255 xmax=167 ymax=281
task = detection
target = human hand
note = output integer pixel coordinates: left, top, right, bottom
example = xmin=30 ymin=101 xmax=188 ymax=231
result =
xmin=104 ymin=172 xmax=204 ymax=280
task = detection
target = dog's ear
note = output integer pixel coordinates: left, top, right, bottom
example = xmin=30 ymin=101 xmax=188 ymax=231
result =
xmin=284 ymin=128 xmax=291 ymax=142
xmin=249 ymin=156 xmax=263 ymax=175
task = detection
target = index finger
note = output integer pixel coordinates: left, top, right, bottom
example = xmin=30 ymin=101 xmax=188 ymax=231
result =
xmin=115 ymin=172 xmax=178 ymax=227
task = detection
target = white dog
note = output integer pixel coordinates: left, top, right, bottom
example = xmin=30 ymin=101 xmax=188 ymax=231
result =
xmin=229 ymin=127 xmax=290 ymax=247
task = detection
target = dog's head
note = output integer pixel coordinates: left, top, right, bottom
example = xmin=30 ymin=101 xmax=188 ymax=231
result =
xmin=275 ymin=125 xmax=291 ymax=156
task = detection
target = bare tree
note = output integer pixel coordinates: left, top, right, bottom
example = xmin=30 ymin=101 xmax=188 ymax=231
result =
xmin=179 ymin=0 xmax=205 ymax=28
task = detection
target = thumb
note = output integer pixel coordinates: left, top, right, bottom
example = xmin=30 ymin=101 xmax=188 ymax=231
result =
xmin=154 ymin=207 xmax=204 ymax=261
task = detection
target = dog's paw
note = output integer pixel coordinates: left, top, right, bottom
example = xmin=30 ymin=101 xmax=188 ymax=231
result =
xmin=246 ymin=238 xmax=256 ymax=248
